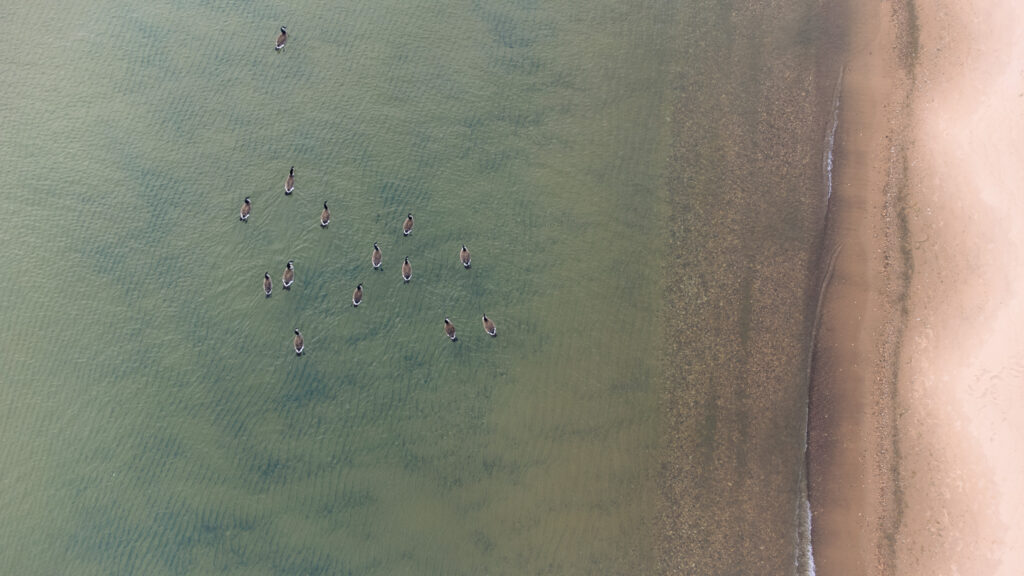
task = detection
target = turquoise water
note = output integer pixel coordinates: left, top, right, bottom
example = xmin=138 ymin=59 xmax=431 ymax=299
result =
xmin=0 ymin=0 xmax=840 ymax=574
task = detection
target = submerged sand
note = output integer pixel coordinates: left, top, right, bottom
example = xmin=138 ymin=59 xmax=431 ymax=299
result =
xmin=810 ymin=0 xmax=1024 ymax=573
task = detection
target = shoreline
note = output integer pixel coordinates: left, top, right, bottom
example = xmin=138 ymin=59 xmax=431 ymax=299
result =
xmin=809 ymin=0 xmax=1024 ymax=573
xmin=808 ymin=0 xmax=915 ymax=572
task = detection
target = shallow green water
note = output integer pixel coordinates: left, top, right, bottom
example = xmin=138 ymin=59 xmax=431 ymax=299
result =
xmin=2 ymin=0 xmax=844 ymax=572
xmin=1 ymin=0 xmax=676 ymax=574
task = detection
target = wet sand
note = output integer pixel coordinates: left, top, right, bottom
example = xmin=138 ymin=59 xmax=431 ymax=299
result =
xmin=810 ymin=0 xmax=1024 ymax=573
xmin=808 ymin=0 xmax=913 ymax=572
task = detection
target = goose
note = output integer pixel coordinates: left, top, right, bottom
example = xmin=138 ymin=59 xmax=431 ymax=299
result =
xmin=460 ymin=244 xmax=471 ymax=268
xmin=285 ymin=166 xmax=295 ymax=194
xmin=352 ymin=284 xmax=363 ymax=307
xmin=240 ymin=197 xmax=251 ymax=221
xmin=371 ymin=242 xmax=382 ymax=270
xmin=482 ymin=314 xmax=496 ymax=336
xmin=320 ymin=202 xmax=330 ymax=227
xmin=402 ymin=213 xmax=414 ymax=236
xmin=263 ymin=272 xmax=272 ymax=297
xmin=293 ymin=329 xmax=304 ymax=355
xmin=401 ymin=257 xmax=411 ymax=282
xmin=444 ymin=318 xmax=457 ymax=341
xmin=275 ymin=27 xmax=287 ymax=51
xmin=282 ymin=260 xmax=294 ymax=289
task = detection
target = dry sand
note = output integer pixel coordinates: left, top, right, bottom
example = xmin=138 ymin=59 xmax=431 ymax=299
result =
xmin=895 ymin=0 xmax=1024 ymax=573
xmin=811 ymin=0 xmax=1024 ymax=574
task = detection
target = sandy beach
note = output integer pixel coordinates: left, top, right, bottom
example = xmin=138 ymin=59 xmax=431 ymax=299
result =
xmin=811 ymin=0 xmax=1024 ymax=574
xmin=895 ymin=0 xmax=1024 ymax=572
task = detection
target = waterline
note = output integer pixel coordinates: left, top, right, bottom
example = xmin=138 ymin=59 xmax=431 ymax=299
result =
xmin=824 ymin=66 xmax=845 ymax=203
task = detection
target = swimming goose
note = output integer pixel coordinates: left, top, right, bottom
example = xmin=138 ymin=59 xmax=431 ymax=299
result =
xmin=444 ymin=318 xmax=457 ymax=341
xmin=371 ymin=242 xmax=382 ymax=270
xmin=482 ymin=314 xmax=496 ymax=336
xmin=402 ymin=213 xmax=414 ymax=236
xmin=263 ymin=272 xmax=272 ymax=297
xmin=401 ymin=257 xmax=411 ymax=282
xmin=275 ymin=27 xmax=287 ymax=51
xmin=460 ymin=245 xmax=471 ymax=268
xmin=352 ymin=284 xmax=363 ymax=307
xmin=293 ymin=329 xmax=303 ymax=355
xmin=240 ymin=197 xmax=251 ymax=221
xmin=320 ymin=202 xmax=330 ymax=227
xmin=282 ymin=260 xmax=294 ymax=289
xmin=285 ymin=166 xmax=295 ymax=194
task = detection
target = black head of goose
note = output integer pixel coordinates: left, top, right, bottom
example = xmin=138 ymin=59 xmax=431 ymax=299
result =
xmin=275 ymin=27 xmax=287 ymax=50
xmin=401 ymin=257 xmax=411 ymax=282
xmin=372 ymin=242 xmax=382 ymax=269
xmin=285 ymin=166 xmax=295 ymax=194
xmin=293 ymin=329 xmax=303 ymax=355
xmin=460 ymin=244 xmax=471 ymax=268
xmin=444 ymin=318 xmax=457 ymax=341
xmin=482 ymin=314 xmax=496 ymax=336
xmin=240 ymin=197 xmax=251 ymax=221
xmin=263 ymin=272 xmax=272 ymax=297
xmin=352 ymin=284 xmax=363 ymax=307
xmin=282 ymin=260 xmax=294 ymax=289
xmin=402 ymin=213 xmax=414 ymax=236
xmin=320 ymin=202 xmax=330 ymax=227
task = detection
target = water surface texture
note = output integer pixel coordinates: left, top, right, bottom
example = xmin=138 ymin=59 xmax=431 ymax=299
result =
xmin=1 ymin=0 xmax=842 ymax=574
xmin=656 ymin=1 xmax=842 ymax=573
xmin=2 ymin=0 xmax=673 ymax=574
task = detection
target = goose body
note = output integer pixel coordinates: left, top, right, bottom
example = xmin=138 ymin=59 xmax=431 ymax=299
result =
xmin=402 ymin=257 xmax=411 ymax=282
xmin=275 ymin=27 xmax=287 ymax=50
xmin=293 ymin=329 xmax=304 ymax=355
xmin=352 ymin=284 xmax=363 ymax=307
xmin=402 ymin=213 xmax=414 ymax=236
xmin=444 ymin=318 xmax=457 ymax=341
xmin=460 ymin=244 xmax=471 ymax=268
xmin=263 ymin=272 xmax=272 ymax=297
xmin=371 ymin=242 xmax=382 ymax=270
xmin=320 ymin=202 xmax=330 ymax=227
xmin=282 ymin=260 xmax=294 ymax=289
xmin=285 ymin=166 xmax=295 ymax=194
xmin=482 ymin=314 xmax=496 ymax=336
xmin=240 ymin=197 xmax=251 ymax=221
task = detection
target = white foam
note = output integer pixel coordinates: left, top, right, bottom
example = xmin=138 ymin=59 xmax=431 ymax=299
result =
xmin=822 ymin=67 xmax=844 ymax=204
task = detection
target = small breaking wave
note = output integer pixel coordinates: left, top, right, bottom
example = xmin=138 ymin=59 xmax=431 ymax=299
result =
xmin=823 ymin=66 xmax=845 ymax=204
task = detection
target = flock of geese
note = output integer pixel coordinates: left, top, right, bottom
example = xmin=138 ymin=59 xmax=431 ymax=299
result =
xmin=243 ymin=28 xmax=497 ymax=355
